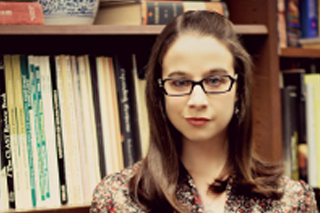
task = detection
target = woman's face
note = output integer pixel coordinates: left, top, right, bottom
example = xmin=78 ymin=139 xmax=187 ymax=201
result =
xmin=162 ymin=34 xmax=237 ymax=144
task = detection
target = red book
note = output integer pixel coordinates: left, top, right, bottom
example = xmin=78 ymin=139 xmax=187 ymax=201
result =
xmin=0 ymin=1 xmax=44 ymax=25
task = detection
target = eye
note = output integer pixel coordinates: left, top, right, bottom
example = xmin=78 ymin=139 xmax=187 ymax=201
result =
xmin=169 ymin=79 xmax=191 ymax=87
xmin=205 ymin=76 xmax=223 ymax=86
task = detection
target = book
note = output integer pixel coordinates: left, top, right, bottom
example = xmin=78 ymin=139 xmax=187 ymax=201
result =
xmin=94 ymin=1 xmax=228 ymax=25
xmin=49 ymin=56 xmax=68 ymax=205
xmin=281 ymin=70 xmax=308 ymax=182
xmin=278 ymin=0 xmax=287 ymax=49
xmin=84 ymin=55 xmax=101 ymax=186
xmin=28 ymin=55 xmax=45 ymax=207
xmin=20 ymin=55 xmax=37 ymax=207
xmin=299 ymin=0 xmax=318 ymax=38
xmin=0 ymin=56 xmax=10 ymax=211
xmin=0 ymin=1 xmax=44 ymax=25
xmin=113 ymin=54 xmax=141 ymax=167
xmin=132 ymin=54 xmax=149 ymax=158
xmin=0 ymin=56 xmax=15 ymax=209
xmin=299 ymin=37 xmax=320 ymax=49
xmin=305 ymin=83 xmax=318 ymax=188
xmin=304 ymin=73 xmax=320 ymax=187
xmin=4 ymin=55 xmax=25 ymax=209
xmin=106 ymin=57 xmax=124 ymax=172
xmin=89 ymin=55 xmax=106 ymax=179
xmin=285 ymin=0 xmax=301 ymax=47
xmin=11 ymin=55 xmax=33 ymax=209
xmin=39 ymin=56 xmax=61 ymax=207
xmin=77 ymin=55 xmax=99 ymax=202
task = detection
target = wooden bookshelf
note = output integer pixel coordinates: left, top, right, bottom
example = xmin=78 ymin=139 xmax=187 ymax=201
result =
xmin=2 ymin=0 xmax=319 ymax=212
xmin=1 ymin=204 xmax=90 ymax=213
xmin=281 ymin=47 xmax=320 ymax=58
xmin=0 ymin=24 xmax=268 ymax=36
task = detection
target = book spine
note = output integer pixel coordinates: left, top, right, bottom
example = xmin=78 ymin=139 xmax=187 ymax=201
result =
xmin=56 ymin=55 xmax=73 ymax=204
xmin=20 ymin=55 xmax=37 ymax=207
xmin=34 ymin=57 xmax=50 ymax=201
xmin=49 ymin=56 xmax=68 ymax=205
xmin=96 ymin=56 xmax=116 ymax=174
xmin=142 ymin=1 xmax=227 ymax=25
xmin=299 ymin=0 xmax=318 ymax=38
xmin=64 ymin=55 xmax=83 ymax=204
xmin=304 ymin=74 xmax=320 ymax=187
xmin=107 ymin=57 xmax=124 ymax=172
xmin=0 ymin=56 xmax=15 ymax=209
xmin=285 ymin=0 xmax=301 ymax=47
xmin=84 ymin=55 xmax=101 ymax=186
xmin=28 ymin=55 xmax=44 ymax=207
xmin=0 ymin=1 xmax=44 ymax=25
xmin=70 ymin=55 xmax=89 ymax=202
xmin=89 ymin=55 xmax=106 ymax=179
xmin=113 ymin=54 xmax=141 ymax=167
xmin=40 ymin=56 xmax=61 ymax=207
xmin=305 ymin=83 xmax=318 ymax=187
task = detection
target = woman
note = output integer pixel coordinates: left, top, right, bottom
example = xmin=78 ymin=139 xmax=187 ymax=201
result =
xmin=90 ymin=11 xmax=317 ymax=212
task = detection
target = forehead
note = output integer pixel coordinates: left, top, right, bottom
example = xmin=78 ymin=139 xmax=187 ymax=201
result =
xmin=162 ymin=34 xmax=234 ymax=77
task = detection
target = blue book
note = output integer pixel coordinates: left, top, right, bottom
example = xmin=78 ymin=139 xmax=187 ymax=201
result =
xmin=299 ymin=0 xmax=318 ymax=38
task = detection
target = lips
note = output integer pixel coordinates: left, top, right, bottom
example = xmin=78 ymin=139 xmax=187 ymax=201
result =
xmin=185 ymin=117 xmax=210 ymax=126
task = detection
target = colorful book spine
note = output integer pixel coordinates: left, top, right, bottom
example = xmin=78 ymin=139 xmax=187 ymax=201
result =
xmin=20 ymin=55 xmax=37 ymax=207
xmin=285 ymin=0 xmax=301 ymax=46
xmin=0 ymin=1 xmax=44 ymax=25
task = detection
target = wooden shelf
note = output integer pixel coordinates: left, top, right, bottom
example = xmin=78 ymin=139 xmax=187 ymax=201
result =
xmin=0 ymin=24 xmax=268 ymax=36
xmin=1 ymin=204 xmax=90 ymax=213
xmin=280 ymin=47 xmax=320 ymax=58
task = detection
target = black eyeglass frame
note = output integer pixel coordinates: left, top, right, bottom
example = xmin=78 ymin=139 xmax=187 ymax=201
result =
xmin=158 ymin=74 xmax=238 ymax=97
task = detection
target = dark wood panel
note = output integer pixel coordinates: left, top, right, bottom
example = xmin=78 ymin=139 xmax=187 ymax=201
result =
xmin=226 ymin=0 xmax=282 ymax=162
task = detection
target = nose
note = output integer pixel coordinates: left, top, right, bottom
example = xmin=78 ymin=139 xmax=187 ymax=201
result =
xmin=187 ymin=85 xmax=208 ymax=108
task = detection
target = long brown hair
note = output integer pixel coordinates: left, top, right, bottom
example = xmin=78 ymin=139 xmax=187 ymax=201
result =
xmin=130 ymin=10 xmax=283 ymax=212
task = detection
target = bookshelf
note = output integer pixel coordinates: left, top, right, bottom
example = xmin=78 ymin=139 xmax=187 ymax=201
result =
xmin=0 ymin=0 xmax=319 ymax=212
xmin=281 ymin=48 xmax=320 ymax=58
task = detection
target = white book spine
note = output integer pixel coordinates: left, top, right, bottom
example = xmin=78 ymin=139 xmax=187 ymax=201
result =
xmin=40 ymin=56 xmax=61 ymax=207
xmin=84 ymin=55 xmax=101 ymax=185
xmin=305 ymin=83 xmax=318 ymax=188
xmin=77 ymin=56 xmax=99 ymax=196
xmin=55 ymin=55 xmax=73 ymax=204
xmin=96 ymin=57 xmax=113 ymax=174
xmin=65 ymin=55 xmax=84 ymax=204
xmin=71 ymin=56 xmax=88 ymax=202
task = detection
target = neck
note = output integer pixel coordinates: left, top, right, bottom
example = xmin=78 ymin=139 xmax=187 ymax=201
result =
xmin=180 ymin=135 xmax=228 ymax=180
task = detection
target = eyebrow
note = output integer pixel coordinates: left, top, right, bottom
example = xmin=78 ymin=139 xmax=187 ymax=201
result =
xmin=166 ymin=68 xmax=229 ymax=78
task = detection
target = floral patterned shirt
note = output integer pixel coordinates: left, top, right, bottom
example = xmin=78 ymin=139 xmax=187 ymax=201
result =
xmin=90 ymin=161 xmax=317 ymax=213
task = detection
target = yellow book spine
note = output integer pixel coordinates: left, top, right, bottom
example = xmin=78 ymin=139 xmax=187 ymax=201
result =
xmin=304 ymin=74 xmax=320 ymax=188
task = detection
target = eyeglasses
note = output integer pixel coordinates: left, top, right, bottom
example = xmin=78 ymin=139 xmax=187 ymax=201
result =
xmin=158 ymin=74 xmax=238 ymax=97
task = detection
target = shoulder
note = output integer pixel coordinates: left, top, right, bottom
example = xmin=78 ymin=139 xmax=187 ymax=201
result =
xmin=90 ymin=161 xmax=143 ymax=213
xmin=279 ymin=176 xmax=317 ymax=212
